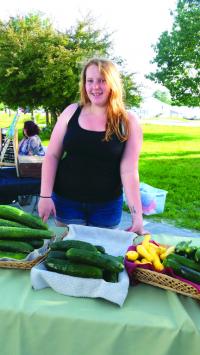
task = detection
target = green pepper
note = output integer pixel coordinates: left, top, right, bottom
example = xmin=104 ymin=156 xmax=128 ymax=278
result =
xmin=175 ymin=240 xmax=197 ymax=259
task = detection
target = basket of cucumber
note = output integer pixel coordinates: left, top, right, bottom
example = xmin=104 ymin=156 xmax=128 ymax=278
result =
xmin=31 ymin=224 xmax=134 ymax=306
xmin=0 ymin=205 xmax=54 ymax=269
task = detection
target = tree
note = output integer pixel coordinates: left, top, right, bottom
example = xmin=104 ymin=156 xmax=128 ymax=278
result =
xmin=0 ymin=13 xmax=141 ymax=124
xmin=148 ymin=0 xmax=200 ymax=106
xmin=0 ymin=14 xmax=64 ymax=114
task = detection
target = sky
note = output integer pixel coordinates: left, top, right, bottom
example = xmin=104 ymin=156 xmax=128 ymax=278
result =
xmin=0 ymin=0 xmax=178 ymax=94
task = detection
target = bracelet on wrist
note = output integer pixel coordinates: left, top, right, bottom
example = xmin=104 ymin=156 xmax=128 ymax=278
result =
xmin=129 ymin=206 xmax=136 ymax=215
xmin=39 ymin=196 xmax=52 ymax=198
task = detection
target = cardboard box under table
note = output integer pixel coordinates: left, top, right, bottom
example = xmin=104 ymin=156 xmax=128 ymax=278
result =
xmin=18 ymin=155 xmax=43 ymax=178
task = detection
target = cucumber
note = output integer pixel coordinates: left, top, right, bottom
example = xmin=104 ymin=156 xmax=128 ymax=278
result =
xmin=0 ymin=218 xmax=26 ymax=228
xmin=0 ymin=251 xmax=28 ymax=260
xmin=66 ymin=248 xmax=124 ymax=272
xmin=28 ymin=239 xmax=44 ymax=249
xmin=180 ymin=266 xmax=200 ymax=285
xmin=163 ymin=255 xmax=200 ymax=284
xmin=0 ymin=240 xmax=34 ymax=253
xmin=50 ymin=239 xmax=98 ymax=252
xmin=47 ymin=250 xmax=67 ymax=260
xmin=0 ymin=205 xmax=48 ymax=230
xmin=166 ymin=253 xmax=200 ymax=272
xmin=163 ymin=257 xmax=182 ymax=275
xmin=104 ymin=253 xmax=124 ymax=266
xmin=45 ymin=258 xmax=103 ymax=279
xmin=0 ymin=226 xmax=54 ymax=240
xmin=95 ymin=245 xmax=106 ymax=254
xmin=103 ymin=270 xmax=119 ymax=283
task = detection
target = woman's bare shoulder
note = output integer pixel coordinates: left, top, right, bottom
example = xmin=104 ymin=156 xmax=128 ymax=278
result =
xmin=127 ymin=110 xmax=141 ymax=125
xmin=58 ymin=103 xmax=79 ymax=123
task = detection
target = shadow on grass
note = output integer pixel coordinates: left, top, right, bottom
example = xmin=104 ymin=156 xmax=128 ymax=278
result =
xmin=141 ymin=150 xmax=200 ymax=159
xmin=143 ymin=132 xmax=200 ymax=142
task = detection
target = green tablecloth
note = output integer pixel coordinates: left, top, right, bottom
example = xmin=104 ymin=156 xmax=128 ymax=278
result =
xmin=0 ymin=267 xmax=200 ymax=355
xmin=0 ymin=229 xmax=200 ymax=355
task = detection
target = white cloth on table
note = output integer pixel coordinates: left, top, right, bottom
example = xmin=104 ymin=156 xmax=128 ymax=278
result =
xmin=31 ymin=224 xmax=135 ymax=306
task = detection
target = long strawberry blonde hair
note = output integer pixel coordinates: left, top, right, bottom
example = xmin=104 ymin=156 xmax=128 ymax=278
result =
xmin=79 ymin=58 xmax=129 ymax=142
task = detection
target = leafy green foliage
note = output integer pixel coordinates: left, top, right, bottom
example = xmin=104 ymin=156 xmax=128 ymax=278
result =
xmin=0 ymin=13 xmax=141 ymax=123
xmin=148 ymin=0 xmax=200 ymax=106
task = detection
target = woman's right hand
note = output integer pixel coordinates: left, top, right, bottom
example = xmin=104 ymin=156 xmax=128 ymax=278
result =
xmin=38 ymin=197 xmax=56 ymax=223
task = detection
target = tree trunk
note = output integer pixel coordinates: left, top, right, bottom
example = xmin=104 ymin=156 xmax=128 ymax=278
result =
xmin=50 ymin=110 xmax=57 ymax=127
xmin=45 ymin=110 xmax=50 ymax=126
xmin=31 ymin=110 xmax=35 ymax=121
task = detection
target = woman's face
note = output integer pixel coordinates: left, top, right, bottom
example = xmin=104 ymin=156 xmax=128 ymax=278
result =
xmin=24 ymin=128 xmax=28 ymax=137
xmin=85 ymin=64 xmax=111 ymax=106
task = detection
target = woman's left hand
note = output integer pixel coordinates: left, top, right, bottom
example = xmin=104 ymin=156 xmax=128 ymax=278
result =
xmin=126 ymin=214 xmax=149 ymax=235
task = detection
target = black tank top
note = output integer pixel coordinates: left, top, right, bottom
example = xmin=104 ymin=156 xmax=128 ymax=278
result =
xmin=53 ymin=106 xmax=126 ymax=202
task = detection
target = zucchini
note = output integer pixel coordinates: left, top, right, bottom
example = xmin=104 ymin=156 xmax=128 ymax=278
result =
xmin=0 ymin=226 xmax=54 ymax=240
xmin=166 ymin=253 xmax=200 ymax=272
xmin=50 ymin=239 xmax=97 ymax=252
xmin=0 ymin=251 xmax=28 ymax=260
xmin=180 ymin=266 xmax=200 ymax=285
xmin=45 ymin=258 xmax=103 ymax=279
xmin=0 ymin=218 xmax=26 ymax=228
xmin=66 ymin=248 xmax=124 ymax=272
xmin=0 ymin=205 xmax=48 ymax=230
xmin=0 ymin=240 xmax=34 ymax=253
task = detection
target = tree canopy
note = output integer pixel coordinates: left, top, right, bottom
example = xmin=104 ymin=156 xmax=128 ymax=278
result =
xmin=148 ymin=0 xmax=200 ymax=106
xmin=0 ymin=13 xmax=141 ymax=120
xmin=153 ymin=90 xmax=171 ymax=105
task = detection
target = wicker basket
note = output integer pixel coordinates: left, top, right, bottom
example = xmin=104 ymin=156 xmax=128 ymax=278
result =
xmin=133 ymin=268 xmax=200 ymax=300
xmin=0 ymin=253 xmax=48 ymax=270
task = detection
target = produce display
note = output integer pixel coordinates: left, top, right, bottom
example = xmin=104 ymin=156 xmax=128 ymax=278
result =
xmin=0 ymin=205 xmax=53 ymax=260
xmin=45 ymin=239 xmax=124 ymax=282
xmin=126 ymin=236 xmax=200 ymax=288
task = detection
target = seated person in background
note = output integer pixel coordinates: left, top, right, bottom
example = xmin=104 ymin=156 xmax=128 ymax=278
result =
xmin=18 ymin=120 xmax=45 ymax=156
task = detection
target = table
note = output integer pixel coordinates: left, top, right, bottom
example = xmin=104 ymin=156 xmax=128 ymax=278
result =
xmin=0 ymin=259 xmax=200 ymax=354
xmin=0 ymin=167 xmax=40 ymax=203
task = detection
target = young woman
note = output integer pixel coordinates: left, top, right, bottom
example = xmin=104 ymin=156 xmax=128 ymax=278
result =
xmin=38 ymin=58 xmax=144 ymax=234
xmin=19 ymin=120 xmax=45 ymax=156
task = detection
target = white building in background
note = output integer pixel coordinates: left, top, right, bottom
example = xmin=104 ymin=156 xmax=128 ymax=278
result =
xmin=131 ymin=76 xmax=200 ymax=120
xmin=132 ymin=96 xmax=200 ymax=120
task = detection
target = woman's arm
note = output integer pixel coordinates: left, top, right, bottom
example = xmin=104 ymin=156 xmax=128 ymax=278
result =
xmin=120 ymin=111 xmax=144 ymax=235
xmin=38 ymin=103 xmax=78 ymax=222
xmin=27 ymin=136 xmax=42 ymax=156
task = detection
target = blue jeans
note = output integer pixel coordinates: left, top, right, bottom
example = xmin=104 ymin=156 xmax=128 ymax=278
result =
xmin=52 ymin=193 xmax=123 ymax=228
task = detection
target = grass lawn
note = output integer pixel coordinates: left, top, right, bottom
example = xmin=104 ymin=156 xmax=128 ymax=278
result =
xmin=140 ymin=124 xmax=200 ymax=231
xmin=1 ymin=111 xmax=200 ymax=231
